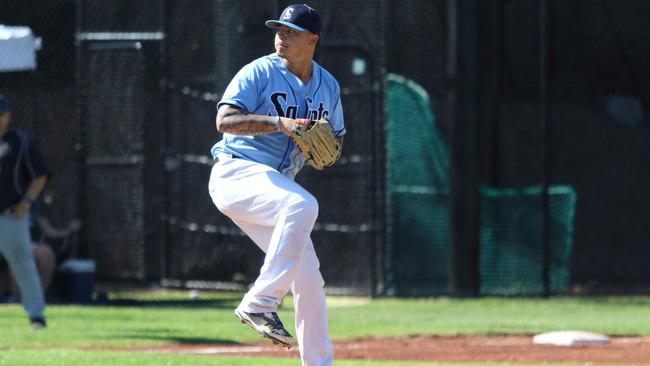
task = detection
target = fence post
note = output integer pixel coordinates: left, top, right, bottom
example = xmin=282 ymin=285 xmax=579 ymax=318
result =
xmin=447 ymin=0 xmax=481 ymax=297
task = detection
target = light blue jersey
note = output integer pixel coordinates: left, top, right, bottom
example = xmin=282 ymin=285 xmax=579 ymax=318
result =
xmin=212 ymin=53 xmax=345 ymax=179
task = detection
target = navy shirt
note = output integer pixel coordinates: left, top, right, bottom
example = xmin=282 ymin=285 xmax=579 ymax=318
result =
xmin=0 ymin=129 xmax=51 ymax=212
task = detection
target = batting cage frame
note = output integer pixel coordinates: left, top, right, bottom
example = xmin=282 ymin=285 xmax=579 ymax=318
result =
xmin=74 ymin=0 xmax=388 ymax=296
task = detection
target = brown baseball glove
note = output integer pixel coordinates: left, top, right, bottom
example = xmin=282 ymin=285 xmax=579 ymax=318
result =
xmin=291 ymin=118 xmax=341 ymax=170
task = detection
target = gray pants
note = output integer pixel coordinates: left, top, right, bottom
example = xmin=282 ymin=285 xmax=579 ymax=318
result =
xmin=0 ymin=210 xmax=45 ymax=319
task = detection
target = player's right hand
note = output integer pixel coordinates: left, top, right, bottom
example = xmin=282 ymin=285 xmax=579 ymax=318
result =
xmin=278 ymin=117 xmax=309 ymax=137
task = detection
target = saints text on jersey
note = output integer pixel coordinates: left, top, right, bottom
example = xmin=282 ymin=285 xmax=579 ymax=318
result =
xmin=270 ymin=92 xmax=329 ymax=120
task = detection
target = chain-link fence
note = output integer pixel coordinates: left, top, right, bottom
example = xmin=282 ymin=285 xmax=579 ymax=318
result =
xmin=72 ymin=0 xmax=386 ymax=295
xmin=490 ymin=0 xmax=650 ymax=291
xmin=0 ymin=0 xmax=79 ymax=239
xmin=3 ymin=0 xmax=650 ymax=296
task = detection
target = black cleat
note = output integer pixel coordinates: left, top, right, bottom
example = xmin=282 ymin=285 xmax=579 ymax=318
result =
xmin=30 ymin=316 xmax=47 ymax=329
xmin=235 ymin=308 xmax=297 ymax=348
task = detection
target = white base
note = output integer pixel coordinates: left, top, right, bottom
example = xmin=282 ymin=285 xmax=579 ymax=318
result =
xmin=533 ymin=331 xmax=610 ymax=346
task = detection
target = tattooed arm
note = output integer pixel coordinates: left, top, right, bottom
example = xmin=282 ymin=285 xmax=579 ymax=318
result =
xmin=216 ymin=105 xmax=344 ymax=150
xmin=216 ymin=104 xmax=296 ymax=136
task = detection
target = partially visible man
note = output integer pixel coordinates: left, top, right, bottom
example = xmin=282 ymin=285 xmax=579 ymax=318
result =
xmin=0 ymin=94 xmax=50 ymax=328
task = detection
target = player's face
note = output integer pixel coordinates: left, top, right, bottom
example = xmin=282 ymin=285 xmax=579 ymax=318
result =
xmin=0 ymin=112 xmax=10 ymax=135
xmin=274 ymin=26 xmax=318 ymax=59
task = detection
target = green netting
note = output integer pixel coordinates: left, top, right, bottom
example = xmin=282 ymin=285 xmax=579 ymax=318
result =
xmin=386 ymin=73 xmax=449 ymax=188
xmin=386 ymin=73 xmax=577 ymax=296
xmin=479 ymin=185 xmax=577 ymax=295
xmin=388 ymin=190 xmax=450 ymax=295
xmin=386 ymin=73 xmax=450 ymax=296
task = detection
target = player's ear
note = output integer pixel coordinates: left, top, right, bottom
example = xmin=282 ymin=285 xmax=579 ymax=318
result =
xmin=310 ymin=34 xmax=319 ymax=46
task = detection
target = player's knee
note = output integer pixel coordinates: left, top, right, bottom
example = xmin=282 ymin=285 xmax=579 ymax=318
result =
xmin=287 ymin=193 xmax=319 ymax=222
xmin=304 ymin=195 xmax=319 ymax=221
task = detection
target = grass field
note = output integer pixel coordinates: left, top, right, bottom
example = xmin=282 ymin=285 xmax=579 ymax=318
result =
xmin=2 ymin=291 xmax=650 ymax=365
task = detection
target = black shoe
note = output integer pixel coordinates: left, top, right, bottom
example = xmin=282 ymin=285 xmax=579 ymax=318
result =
xmin=234 ymin=308 xmax=296 ymax=348
xmin=30 ymin=316 xmax=47 ymax=329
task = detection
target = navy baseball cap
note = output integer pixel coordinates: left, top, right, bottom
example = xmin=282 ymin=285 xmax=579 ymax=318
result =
xmin=0 ymin=95 xmax=10 ymax=114
xmin=265 ymin=4 xmax=322 ymax=35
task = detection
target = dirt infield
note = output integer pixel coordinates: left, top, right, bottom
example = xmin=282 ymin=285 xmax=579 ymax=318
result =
xmin=134 ymin=335 xmax=650 ymax=363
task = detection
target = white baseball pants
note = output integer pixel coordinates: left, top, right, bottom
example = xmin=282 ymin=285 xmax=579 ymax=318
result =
xmin=208 ymin=155 xmax=333 ymax=366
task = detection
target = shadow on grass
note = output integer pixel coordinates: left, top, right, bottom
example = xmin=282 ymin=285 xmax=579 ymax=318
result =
xmin=92 ymin=298 xmax=238 ymax=308
xmin=102 ymin=334 xmax=241 ymax=345
xmin=48 ymin=295 xmax=241 ymax=309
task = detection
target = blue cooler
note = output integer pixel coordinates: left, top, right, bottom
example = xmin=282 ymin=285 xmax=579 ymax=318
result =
xmin=57 ymin=259 xmax=96 ymax=303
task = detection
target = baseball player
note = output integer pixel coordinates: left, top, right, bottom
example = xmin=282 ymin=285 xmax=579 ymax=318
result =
xmin=208 ymin=4 xmax=344 ymax=365
xmin=0 ymin=95 xmax=50 ymax=329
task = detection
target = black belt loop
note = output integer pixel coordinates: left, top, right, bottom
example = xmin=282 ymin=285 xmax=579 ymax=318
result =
xmin=217 ymin=153 xmax=241 ymax=162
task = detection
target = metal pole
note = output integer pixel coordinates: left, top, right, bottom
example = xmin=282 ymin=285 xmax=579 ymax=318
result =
xmin=448 ymin=0 xmax=480 ymax=297
xmin=540 ymin=0 xmax=551 ymax=297
xmin=74 ymin=0 xmax=90 ymax=259
xmin=160 ymin=0 xmax=171 ymax=284
xmin=371 ymin=0 xmax=388 ymax=298
xmin=447 ymin=0 xmax=459 ymax=295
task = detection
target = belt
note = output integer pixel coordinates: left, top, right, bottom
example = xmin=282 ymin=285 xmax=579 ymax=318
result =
xmin=216 ymin=153 xmax=242 ymax=162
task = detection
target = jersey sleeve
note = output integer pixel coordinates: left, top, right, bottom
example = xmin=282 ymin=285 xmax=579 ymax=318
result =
xmin=217 ymin=62 xmax=264 ymax=112
xmin=329 ymin=84 xmax=346 ymax=136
